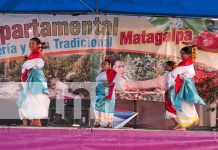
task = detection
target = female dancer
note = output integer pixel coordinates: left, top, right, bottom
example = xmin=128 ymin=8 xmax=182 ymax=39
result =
xmin=167 ymin=46 xmax=206 ymax=130
xmin=165 ymin=61 xmax=178 ymax=129
xmin=94 ymin=56 xmax=119 ymax=128
xmin=17 ymin=37 xmax=50 ymax=126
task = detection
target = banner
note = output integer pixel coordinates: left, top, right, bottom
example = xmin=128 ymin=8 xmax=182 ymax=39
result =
xmin=0 ymin=14 xmax=218 ymax=67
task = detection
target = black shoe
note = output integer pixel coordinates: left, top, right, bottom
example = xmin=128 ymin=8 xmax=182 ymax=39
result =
xmin=94 ymin=123 xmax=100 ymax=128
xmin=104 ymin=124 xmax=112 ymax=128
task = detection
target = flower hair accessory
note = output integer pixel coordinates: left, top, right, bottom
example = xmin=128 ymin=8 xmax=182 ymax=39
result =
xmin=191 ymin=46 xmax=197 ymax=60
xmin=104 ymin=55 xmax=113 ymax=63
xmin=172 ymin=61 xmax=177 ymax=69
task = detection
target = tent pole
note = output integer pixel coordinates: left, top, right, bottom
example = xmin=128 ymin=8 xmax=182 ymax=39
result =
xmin=96 ymin=0 xmax=99 ymax=14
xmin=79 ymin=0 xmax=96 ymax=13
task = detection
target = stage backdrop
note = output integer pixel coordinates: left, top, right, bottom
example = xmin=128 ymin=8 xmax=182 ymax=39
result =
xmin=0 ymin=14 xmax=217 ymax=127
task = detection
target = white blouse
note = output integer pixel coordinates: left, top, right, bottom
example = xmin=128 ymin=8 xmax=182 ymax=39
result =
xmin=96 ymin=71 xmax=120 ymax=83
xmin=22 ymin=58 xmax=44 ymax=73
xmin=96 ymin=71 xmax=123 ymax=91
xmin=167 ymin=64 xmax=195 ymax=89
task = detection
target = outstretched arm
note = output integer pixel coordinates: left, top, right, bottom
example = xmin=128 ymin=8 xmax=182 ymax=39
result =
xmin=125 ymin=75 xmax=166 ymax=91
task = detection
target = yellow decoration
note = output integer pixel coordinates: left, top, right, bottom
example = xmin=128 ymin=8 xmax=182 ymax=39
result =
xmin=191 ymin=46 xmax=197 ymax=60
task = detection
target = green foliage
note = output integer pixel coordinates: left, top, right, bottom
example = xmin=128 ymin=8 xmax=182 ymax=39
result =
xmin=4 ymin=53 xmax=101 ymax=82
xmin=149 ymin=17 xmax=210 ymax=36
xmin=196 ymin=77 xmax=218 ymax=112
xmin=7 ymin=61 xmax=23 ymax=81
xmin=123 ymin=53 xmax=167 ymax=80
xmin=149 ymin=17 xmax=170 ymax=26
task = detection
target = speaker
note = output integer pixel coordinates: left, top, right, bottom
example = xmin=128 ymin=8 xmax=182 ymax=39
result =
xmin=48 ymin=98 xmax=91 ymax=127
xmin=47 ymin=113 xmax=70 ymax=127
xmin=64 ymin=99 xmax=90 ymax=127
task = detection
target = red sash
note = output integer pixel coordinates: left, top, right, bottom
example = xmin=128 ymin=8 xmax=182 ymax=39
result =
xmin=175 ymin=58 xmax=193 ymax=94
xmin=106 ymin=69 xmax=117 ymax=100
xmin=21 ymin=48 xmax=42 ymax=82
xmin=165 ymin=92 xmax=176 ymax=115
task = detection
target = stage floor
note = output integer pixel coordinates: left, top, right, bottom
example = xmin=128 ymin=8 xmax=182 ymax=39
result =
xmin=0 ymin=126 xmax=217 ymax=150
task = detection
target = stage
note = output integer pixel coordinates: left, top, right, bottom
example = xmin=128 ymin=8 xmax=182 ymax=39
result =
xmin=0 ymin=126 xmax=217 ymax=150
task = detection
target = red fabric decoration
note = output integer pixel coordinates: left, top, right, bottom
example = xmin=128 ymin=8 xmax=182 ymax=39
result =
xmin=21 ymin=48 xmax=42 ymax=82
xmin=175 ymin=58 xmax=193 ymax=94
xmin=165 ymin=92 xmax=176 ymax=115
xmin=106 ymin=69 xmax=117 ymax=100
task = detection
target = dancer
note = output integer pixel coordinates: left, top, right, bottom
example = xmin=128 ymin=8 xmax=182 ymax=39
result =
xmin=164 ymin=61 xmax=179 ymax=129
xmin=94 ymin=56 xmax=119 ymax=128
xmin=167 ymin=46 xmax=206 ymax=130
xmin=17 ymin=37 xmax=50 ymax=126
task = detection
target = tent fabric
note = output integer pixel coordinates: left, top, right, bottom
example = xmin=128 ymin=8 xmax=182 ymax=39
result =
xmin=0 ymin=0 xmax=218 ymax=18
xmin=0 ymin=0 xmax=95 ymax=13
